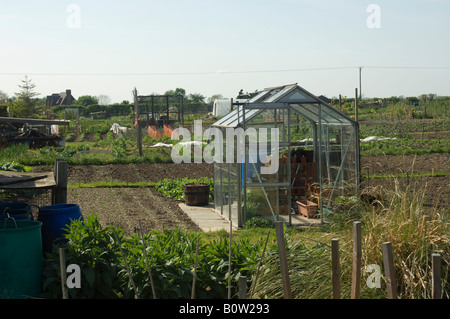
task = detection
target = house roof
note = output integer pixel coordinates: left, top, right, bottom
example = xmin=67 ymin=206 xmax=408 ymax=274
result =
xmin=46 ymin=90 xmax=74 ymax=106
xmin=212 ymin=84 xmax=355 ymax=128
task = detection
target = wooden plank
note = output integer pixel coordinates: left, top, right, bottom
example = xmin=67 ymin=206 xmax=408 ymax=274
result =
xmin=382 ymin=242 xmax=398 ymax=299
xmin=0 ymin=174 xmax=47 ymax=186
xmin=432 ymin=253 xmax=442 ymax=299
xmin=331 ymin=238 xmax=341 ymax=299
xmin=0 ymin=171 xmax=56 ymax=189
xmin=351 ymin=221 xmax=362 ymax=299
xmin=0 ymin=116 xmax=70 ymax=126
xmin=275 ymin=221 xmax=292 ymax=299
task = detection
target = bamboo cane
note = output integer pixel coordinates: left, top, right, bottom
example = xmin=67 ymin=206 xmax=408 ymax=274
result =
xmin=138 ymin=220 xmax=156 ymax=299
xmin=113 ymin=229 xmax=139 ymax=299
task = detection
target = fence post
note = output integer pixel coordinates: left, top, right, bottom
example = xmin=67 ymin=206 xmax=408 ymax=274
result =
xmin=133 ymin=87 xmax=143 ymax=157
xmin=382 ymin=242 xmax=398 ymax=299
xmin=53 ymin=159 xmax=67 ymax=204
xmin=238 ymin=276 xmax=247 ymax=299
xmin=331 ymin=238 xmax=341 ymax=299
xmin=351 ymin=221 xmax=362 ymax=299
xmin=59 ymin=248 xmax=68 ymax=299
xmin=275 ymin=221 xmax=292 ymax=299
xmin=432 ymin=253 xmax=442 ymax=299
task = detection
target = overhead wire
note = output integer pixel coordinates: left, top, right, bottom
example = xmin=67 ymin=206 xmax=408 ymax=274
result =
xmin=0 ymin=66 xmax=449 ymax=77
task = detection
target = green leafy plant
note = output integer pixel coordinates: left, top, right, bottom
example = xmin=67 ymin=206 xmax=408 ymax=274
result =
xmin=40 ymin=214 xmax=267 ymax=299
xmin=155 ymin=177 xmax=214 ymax=201
xmin=244 ymin=217 xmax=274 ymax=229
xmin=0 ymin=161 xmax=30 ymax=172
xmin=111 ymin=137 xmax=127 ymax=158
xmin=40 ymin=215 xmax=125 ymax=299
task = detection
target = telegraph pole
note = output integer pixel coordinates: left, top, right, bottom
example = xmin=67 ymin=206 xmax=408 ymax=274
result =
xmin=359 ymin=67 xmax=362 ymax=100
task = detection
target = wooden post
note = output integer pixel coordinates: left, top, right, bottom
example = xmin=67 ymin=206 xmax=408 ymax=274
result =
xmin=351 ymin=221 xmax=362 ymax=299
xmin=432 ymin=253 xmax=442 ymax=299
xmin=166 ymin=95 xmax=169 ymax=123
xmin=133 ymin=88 xmax=143 ymax=157
xmin=382 ymin=242 xmax=398 ymax=299
xmin=355 ymin=88 xmax=359 ymax=122
xmin=331 ymin=238 xmax=341 ymax=299
xmin=275 ymin=221 xmax=292 ymax=299
xmin=338 ymin=94 xmax=342 ymax=111
xmin=59 ymin=248 xmax=68 ymax=299
xmin=180 ymin=95 xmax=184 ymax=126
xmin=53 ymin=159 xmax=67 ymax=204
xmin=238 ymin=276 xmax=247 ymax=299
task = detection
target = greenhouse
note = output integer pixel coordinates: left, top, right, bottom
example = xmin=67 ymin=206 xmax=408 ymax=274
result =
xmin=211 ymin=84 xmax=360 ymax=227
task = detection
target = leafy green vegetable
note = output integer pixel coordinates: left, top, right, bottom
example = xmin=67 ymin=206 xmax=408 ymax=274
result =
xmin=40 ymin=214 xmax=268 ymax=299
xmin=155 ymin=177 xmax=214 ymax=201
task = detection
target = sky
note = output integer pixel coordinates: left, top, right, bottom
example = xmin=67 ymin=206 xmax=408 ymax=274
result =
xmin=0 ymin=0 xmax=449 ymax=103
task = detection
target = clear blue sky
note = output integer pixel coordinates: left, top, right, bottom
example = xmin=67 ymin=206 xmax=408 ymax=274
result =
xmin=1 ymin=0 xmax=449 ymax=103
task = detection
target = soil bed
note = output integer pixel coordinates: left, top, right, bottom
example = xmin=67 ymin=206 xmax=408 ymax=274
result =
xmin=30 ymin=155 xmax=448 ymax=234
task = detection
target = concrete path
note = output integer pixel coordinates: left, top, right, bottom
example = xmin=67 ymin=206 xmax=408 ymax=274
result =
xmin=179 ymin=203 xmax=237 ymax=232
xmin=179 ymin=203 xmax=328 ymax=232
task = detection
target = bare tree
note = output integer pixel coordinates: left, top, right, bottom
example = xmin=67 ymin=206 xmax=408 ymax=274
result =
xmin=97 ymin=94 xmax=111 ymax=105
xmin=0 ymin=90 xmax=8 ymax=103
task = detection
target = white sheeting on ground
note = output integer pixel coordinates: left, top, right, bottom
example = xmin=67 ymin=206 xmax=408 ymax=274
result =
xmin=360 ymin=136 xmax=396 ymax=142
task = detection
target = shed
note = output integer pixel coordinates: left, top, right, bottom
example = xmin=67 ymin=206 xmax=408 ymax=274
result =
xmin=211 ymin=84 xmax=360 ymax=227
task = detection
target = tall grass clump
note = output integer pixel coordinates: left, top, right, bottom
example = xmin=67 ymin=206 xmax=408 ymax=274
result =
xmin=0 ymin=143 xmax=29 ymax=162
xmin=251 ymin=179 xmax=448 ymax=299
xmin=360 ymin=180 xmax=449 ymax=299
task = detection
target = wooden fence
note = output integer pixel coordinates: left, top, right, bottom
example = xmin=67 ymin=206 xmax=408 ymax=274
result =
xmin=58 ymin=219 xmax=444 ymax=299
xmin=238 ymin=221 xmax=444 ymax=299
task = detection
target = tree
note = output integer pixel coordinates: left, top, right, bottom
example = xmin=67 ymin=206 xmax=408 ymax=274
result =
xmin=75 ymin=95 xmax=99 ymax=107
xmin=0 ymin=90 xmax=9 ymax=103
xmin=207 ymin=94 xmax=224 ymax=105
xmin=9 ymin=99 xmax=29 ymax=118
xmin=97 ymin=94 xmax=111 ymax=106
xmin=187 ymin=93 xmax=206 ymax=113
xmin=15 ymin=75 xmax=39 ymax=101
xmin=10 ymin=75 xmax=40 ymax=117
xmin=164 ymin=88 xmax=186 ymax=98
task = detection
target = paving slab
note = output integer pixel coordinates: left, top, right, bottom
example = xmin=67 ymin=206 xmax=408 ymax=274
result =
xmin=179 ymin=203 xmax=237 ymax=232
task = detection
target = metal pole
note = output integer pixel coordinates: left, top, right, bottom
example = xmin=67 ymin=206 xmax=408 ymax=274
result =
xmin=318 ymin=103 xmax=323 ymax=224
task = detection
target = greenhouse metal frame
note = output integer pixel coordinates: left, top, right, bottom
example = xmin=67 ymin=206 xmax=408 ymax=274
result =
xmin=211 ymin=84 xmax=360 ymax=227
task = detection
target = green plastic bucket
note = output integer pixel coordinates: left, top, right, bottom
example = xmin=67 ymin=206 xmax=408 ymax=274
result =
xmin=0 ymin=219 xmax=43 ymax=299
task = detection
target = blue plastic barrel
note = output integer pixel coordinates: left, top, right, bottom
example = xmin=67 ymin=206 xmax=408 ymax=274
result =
xmin=37 ymin=204 xmax=83 ymax=253
xmin=0 ymin=202 xmax=33 ymax=221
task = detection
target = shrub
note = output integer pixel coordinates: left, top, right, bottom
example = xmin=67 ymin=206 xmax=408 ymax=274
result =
xmin=244 ymin=217 xmax=274 ymax=229
xmin=155 ymin=177 xmax=214 ymax=201
xmin=41 ymin=215 xmax=266 ymax=299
